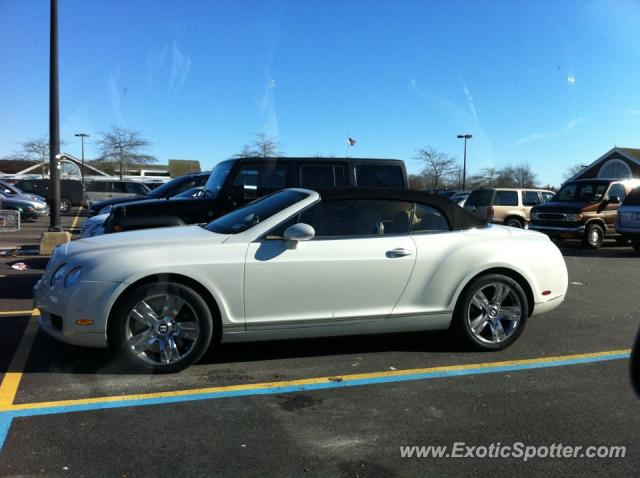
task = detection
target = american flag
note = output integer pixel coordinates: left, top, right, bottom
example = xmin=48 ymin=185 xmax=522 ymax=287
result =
xmin=348 ymin=137 xmax=357 ymax=146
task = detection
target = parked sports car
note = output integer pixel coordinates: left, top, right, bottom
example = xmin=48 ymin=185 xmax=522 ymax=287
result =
xmin=35 ymin=188 xmax=568 ymax=372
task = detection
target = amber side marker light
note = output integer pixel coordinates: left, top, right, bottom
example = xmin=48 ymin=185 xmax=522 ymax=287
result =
xmin=542 ymin=290 xmax=552 ymax=296
xmin=75 ymin=319 xmax=94 ymax=326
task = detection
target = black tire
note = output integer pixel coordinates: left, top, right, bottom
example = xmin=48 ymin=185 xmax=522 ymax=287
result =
xmin=109 ymin=282 xmax=214 ymax=373
xmin=582 ymin=223 xmax=604 ymax=249
xmin=504 ymin=217 xmax=524 ymax=228
xmin=632 ymin=239 xmax=640 ymax=253
xmin=60 ymin=198 xmax=71 ymax=212
xmin=452 ymin=274 xmax=528 ymax=351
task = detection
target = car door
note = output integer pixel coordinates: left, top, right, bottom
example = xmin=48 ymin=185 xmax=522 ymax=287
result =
xmin=243 ymin=198 xmax=417 ymax=328
xmin=605 ymin=183 xmax=627 ymax=230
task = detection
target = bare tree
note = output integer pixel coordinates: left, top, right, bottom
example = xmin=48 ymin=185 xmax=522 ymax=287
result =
xmin=96 ymin=126 xmax=156 ymax=179
xmin=513 ymin=162 xmax=537 ymax=188
xmin=563 ymin=163 xmax=587 ymax=181
xmin=415 ymin=147 xmax=459 ymax=191
xmin=469 ymin=167 xmax=499 ymax=188
xmin=408 ymin=174 xmax=427 ymax=190
xmin=234 ymin=144 xmax=256 ymax=158
xmin=251 ymin=133 xmax=283 ymax=159
xmin=17 ymin=137 xmax=65 ymax=178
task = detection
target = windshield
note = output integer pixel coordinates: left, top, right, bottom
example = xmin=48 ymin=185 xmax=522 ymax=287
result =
xmin=205 ymin=190 xmax=308 ymax=234
xmin=554 ymin=181 xmax=608 ymax=203
xmin=204 ymin=161 xmax=234 ymax=198
xmin=0 ymin=181 xmax=21 ymax=195
xmin=146 ymin=176 xmax=186 ymax=198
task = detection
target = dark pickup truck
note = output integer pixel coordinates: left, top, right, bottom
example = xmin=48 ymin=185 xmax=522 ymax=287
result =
xmin=104 ymin=157 xmax=408 ymax=233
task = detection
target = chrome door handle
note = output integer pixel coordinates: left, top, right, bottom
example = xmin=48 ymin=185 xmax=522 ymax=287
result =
xmin=386 ymin=248 xmax=413 ymax=258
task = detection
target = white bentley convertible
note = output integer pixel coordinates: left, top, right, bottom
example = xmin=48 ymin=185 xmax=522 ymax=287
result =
xmin=35 ymin=188 xmax=568 ymax=372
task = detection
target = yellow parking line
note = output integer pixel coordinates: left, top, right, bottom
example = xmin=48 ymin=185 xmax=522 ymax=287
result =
xmin=69 ymin=206 xmax=83 ymax=231
xmin=1 ymin=348 xmax=630 ymax=413
xmin=0 ymin=309 xmax=36 ymax=317
xmin=0 ymin=310 xmax=39 ymax=407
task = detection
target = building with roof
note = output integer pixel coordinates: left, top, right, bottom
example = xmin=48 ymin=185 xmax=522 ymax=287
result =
xmin=569 ymin=147 xmax=640 ymax=182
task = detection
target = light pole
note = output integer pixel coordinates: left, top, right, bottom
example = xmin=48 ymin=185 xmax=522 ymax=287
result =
xmin=75 ymin=133 xmax=89 ymax=188
xmin=457 ymin=134 xmax=472 ymax=190
xmin=48 ymin=0 xmax=61 ymax=231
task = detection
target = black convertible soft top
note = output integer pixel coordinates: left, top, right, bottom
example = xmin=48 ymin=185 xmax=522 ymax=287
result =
xmin=314 ymin=187 xmax=487 ymax=231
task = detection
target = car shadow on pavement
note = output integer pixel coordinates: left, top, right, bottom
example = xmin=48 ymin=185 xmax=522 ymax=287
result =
xmin=558 ymin=241 xmax=638 ymax=258
xmin=201 ymin=330 xmax=464 ymax=366
xmin=13 ymin=328 xmax=464 ymax=375
xmin=0 ymin=275 xmax=42 ymax=299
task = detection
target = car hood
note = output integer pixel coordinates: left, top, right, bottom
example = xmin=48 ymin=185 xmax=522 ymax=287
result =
xmin=90 ymin=195 xmax=149 ymax=211
xmin=11 ymin=192 xmax=46 ymax=204
xmin=532 ymin=201 xmax=587 ymax=214
xmin=63 ymin=224 xmax=229 ymax=257
xmin=0 ymin=197 xmax=33 ymax=208
xmin=113 ymin=196 xmax=203 ymax=212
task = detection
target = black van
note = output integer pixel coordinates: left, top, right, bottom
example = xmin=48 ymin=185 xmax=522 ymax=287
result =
xmin=105 ymin=157 xmax=407 ymax=233
xmin=14 ymin=179 xmax=84 ymax=212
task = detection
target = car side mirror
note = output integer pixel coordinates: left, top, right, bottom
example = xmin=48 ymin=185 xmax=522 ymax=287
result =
xmin=609 ymin=196 xmax=621 ymax=204
xmin=283 ymin=223 xmax=315 ymax=248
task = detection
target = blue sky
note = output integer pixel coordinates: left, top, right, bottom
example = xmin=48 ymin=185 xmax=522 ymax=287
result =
xmin=1 ymin=0 xmax=639 ymax=186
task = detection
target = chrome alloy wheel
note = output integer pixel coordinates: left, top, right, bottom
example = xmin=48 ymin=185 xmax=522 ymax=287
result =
xmin=125 ymin=293 xmax=200 ymax=365
xmin=466 ymin=282 xmax=522 ymax=344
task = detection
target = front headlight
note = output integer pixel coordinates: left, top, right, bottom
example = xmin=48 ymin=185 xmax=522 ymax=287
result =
xmin=531 ymin=212 xmax=539 ymax=220
xmin=566 ymin=214 xmax=582 ymax=222
xmin=98 ymin=205 xmax=112 ymax=215
xmin=50 ymin=264 xmax=67 ymax=287
xmin=64 ymin=266 xmax=83 ymax=287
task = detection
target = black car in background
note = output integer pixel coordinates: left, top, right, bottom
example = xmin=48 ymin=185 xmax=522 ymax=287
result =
xmin=87 ymin=171 xmax=210 ymax=216
xmin=14 ymin=179 xmax=84 ymax=212
xmin=105 ymin=157 xmax=408 ymax=233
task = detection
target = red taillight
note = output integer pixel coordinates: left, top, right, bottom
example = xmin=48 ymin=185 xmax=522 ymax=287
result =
xmin=542 ymin=290 xmax=551 ymax=296
xmin=487 ymin=206 xmax=494 ymax=217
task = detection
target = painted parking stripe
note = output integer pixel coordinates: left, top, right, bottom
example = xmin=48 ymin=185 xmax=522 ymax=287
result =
xmin=0 ymin=312 xmax=39 ymax=407
xmin=69 ymin=206 xmax=83 ymax=232
xmin=0 ymin=310 xmax=35 ymax=317
xmin=0 ymin=348 xmax=630 ymax=451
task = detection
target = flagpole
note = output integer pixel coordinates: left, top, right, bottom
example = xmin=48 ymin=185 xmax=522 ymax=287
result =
xmin=346 ymin=136 xmax=350 ymax=159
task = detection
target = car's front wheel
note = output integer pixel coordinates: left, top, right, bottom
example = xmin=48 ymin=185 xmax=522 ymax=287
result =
xmin=452 ymin=274 xmax=528 ymax=351
xmin=583 ymin=223 xmax=604 ymax=249
xmin=110 ymin=282 xmax=214 ymax=373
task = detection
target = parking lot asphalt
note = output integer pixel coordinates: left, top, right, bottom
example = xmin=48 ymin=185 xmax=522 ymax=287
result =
xmin=0 ymin=215 xmax=638 ymax=476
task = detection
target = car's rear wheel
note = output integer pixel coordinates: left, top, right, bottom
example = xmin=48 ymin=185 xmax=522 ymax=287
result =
xmin=583 ymin=223 xmax=604 ymax=249
xmin=60 ymin=198 xmax=71 ymax=212
xmin=452 ymin=274 xmax=528 ymax=351
xmin=110 ymin=282 xmax=214 ymax=373
xmin=504 ymin=217 xmax=524 ymax=228
xmin=632 ymin=238 xmax=640 ymax=253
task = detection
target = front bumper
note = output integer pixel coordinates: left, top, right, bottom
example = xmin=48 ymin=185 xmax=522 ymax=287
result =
xmin=34 ymin=205 xmax=50 ymax=217
xmin=34 ymin=278 xmax=125 ymax=348
xmin=531 ymin=295 xmax=565 ymax=317
xmin=529 ymin=223 xmax=585 ymax=239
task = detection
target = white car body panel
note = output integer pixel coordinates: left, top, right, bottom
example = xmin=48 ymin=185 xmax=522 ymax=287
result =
xmin=244 ymin=235 xmax=416 ymax=326
xmin=34 ymin=189 xmax=568 ymax=349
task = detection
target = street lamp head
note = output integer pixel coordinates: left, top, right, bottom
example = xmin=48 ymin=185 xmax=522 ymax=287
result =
xmin=75 ymin=133 xmax=90 ymax=138
xmin=457 ymin=134 xmax=472 ymax=139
